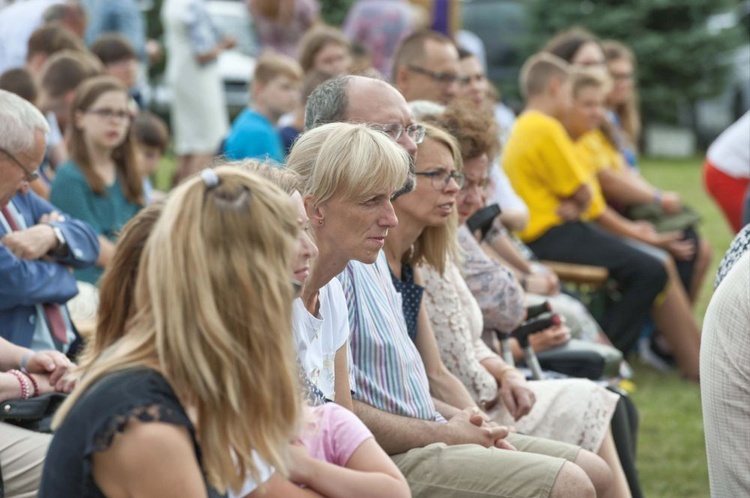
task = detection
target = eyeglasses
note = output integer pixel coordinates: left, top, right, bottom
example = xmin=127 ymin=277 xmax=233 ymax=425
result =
xmin=0 ymin=147 xmax=39 ymax=182
xmin=369 ymin=122 xmax=426 ymax=144
xmin=408 ymin=65 xmax=469 ymax=86
xmin=415 ymin=169 xmax=465 ymax=190
xmin=86 ymin=108 xmax=132 ymax=122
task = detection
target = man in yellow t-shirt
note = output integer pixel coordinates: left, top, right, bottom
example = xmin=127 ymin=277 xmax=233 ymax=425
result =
xmin=503 ymin=53 xmax=667 ymax=355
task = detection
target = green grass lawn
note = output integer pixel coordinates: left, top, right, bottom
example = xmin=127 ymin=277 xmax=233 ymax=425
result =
xmin=628 ymin=156 xmax=734 ymax=498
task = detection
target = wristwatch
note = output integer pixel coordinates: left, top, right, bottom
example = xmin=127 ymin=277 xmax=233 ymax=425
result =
xmin=46 ymin=224 xmax=68 ymax=256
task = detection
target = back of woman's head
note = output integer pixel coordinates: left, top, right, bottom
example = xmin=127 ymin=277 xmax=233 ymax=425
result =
xmin=543 ymin=27 xmax=600 ymax=63
xmin=60 ymin=168 xmax=301 ymax=493
xmin=287 ymin=122 xmax=410 ymax=207
xmin=424 ymin=101 xmax=500 ymax=161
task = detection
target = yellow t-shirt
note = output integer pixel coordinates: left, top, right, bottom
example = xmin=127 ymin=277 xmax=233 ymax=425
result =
xmin=502 ymin=111 xmax=605 ymax=242
xmin=576 ymin=129 xmax=625 ymax=174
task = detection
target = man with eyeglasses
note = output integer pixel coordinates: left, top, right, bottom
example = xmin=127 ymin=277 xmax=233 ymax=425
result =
xmin=305 ymin=74 xmax=423 ymax=199
xmin=304 ymin=76 xmax=600 ymax=498
xmin=391 ymin=30 xmax=464 ymax=106
xmin=0 ymin=89 xmax=99 ymax=355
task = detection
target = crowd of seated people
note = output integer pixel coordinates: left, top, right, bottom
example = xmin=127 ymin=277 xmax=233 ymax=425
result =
xmin=2 ymin=1 xmax=745 ymax=496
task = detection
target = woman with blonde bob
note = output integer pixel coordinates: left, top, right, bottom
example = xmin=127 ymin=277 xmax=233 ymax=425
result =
xmin=286 ymin=122 xmax=409 ymax=407
xmin=40 ymin=167 xmax=302 ymax=497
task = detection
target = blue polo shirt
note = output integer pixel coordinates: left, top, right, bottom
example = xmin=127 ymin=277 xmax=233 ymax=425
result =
xmin=223 ymin=108 xmax=284 ymax=164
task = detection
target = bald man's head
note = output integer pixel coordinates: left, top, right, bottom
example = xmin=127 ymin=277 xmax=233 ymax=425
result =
xmin=304 ymin=75 xmax=419 ymax=197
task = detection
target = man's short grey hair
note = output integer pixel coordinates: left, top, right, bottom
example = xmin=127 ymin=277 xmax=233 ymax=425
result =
xmin=304 ymin=75 xmax=353 ymax=130
xmin=0 ymin=90 xmax=50 ymax=154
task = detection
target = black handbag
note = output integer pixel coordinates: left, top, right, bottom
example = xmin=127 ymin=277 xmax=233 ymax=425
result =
xmin=0 ymin=393 xmax=67 ymax=433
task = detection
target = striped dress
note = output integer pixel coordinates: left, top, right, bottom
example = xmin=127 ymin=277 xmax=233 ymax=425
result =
xmin=338 ymin=251 xmax=443 ymax=421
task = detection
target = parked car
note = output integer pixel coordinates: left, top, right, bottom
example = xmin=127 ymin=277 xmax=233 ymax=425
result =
xmin=149 ymin=0 xmax=257 ymax=119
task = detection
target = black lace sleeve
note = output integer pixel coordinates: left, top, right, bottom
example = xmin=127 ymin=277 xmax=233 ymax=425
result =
xmin=40 ymin=368 xmax=208 ymax=498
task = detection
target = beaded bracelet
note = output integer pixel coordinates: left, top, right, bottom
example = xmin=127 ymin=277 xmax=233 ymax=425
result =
xmin=21 ymin=371 xmax=39 ymax=398
xmin=8 ymin=369 xmax=30 ymax=400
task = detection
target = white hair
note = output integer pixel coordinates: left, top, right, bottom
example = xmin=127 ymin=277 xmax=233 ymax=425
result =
xmin=0 ymin=89 xmax=50 ymax=154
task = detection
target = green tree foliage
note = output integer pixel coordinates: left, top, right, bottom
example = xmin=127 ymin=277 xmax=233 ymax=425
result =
xmin=524 ymin=0 xmax=746 ymax=124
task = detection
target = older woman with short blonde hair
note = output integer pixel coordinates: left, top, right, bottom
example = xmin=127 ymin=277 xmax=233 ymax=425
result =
xmin=287 ymin=122 xmax=409 ymax=409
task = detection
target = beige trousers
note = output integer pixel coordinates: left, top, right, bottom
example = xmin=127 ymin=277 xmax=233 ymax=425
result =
xmin=0 ymin=422 xmax=51 ymax=498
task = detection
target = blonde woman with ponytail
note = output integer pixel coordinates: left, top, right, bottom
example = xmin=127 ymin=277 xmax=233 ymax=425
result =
xmin=39 ymin=167 xmax=302 ymax=497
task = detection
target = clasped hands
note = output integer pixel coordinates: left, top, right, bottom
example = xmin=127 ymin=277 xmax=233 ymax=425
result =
xmin=23 ymin=349 xmax=76 ymax=395
xmin=1 ymin=211 xmax=65 ymax=261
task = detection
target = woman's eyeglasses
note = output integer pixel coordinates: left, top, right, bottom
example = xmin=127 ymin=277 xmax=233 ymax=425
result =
xmin=415 ymin=169 xmax=465 ymax=190
xmin=86 ymin=108 xmax=132 ymax=122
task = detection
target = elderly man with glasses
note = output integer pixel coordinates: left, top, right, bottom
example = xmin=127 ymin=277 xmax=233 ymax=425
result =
xmin=0 ymin=89 xmax=99 ymax=355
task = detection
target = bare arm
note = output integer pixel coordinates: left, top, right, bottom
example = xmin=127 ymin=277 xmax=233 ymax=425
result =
xmin=0 ymin=373 xmax=23 ymax=402
xmin=595 ymin=207 xmax=695 ymax=260
xmin=570 ymin=184 xmax=592 ymax=208
xmin=288 ymin=440 xmax=410 ymax=498
xmin=333 ymin=343 xmax=353 ymax=411
xmin=599 ymin=169 xmax=682 ymax=213
xmin=484 ymin=233 xmax=533 ymax=274
xmin=195 ymin=37 xmax=236 ymax=65
xmin=433 ymin=398 xmax=462 ymax=419
xmin=498 ymin=209 xmax=529 ymax=233
xmin=598 ymin=169 xmax=656 ymax=207
xmin=353 ymin=400 xmax=510 ymax=454
xmin=95 ymin=235 xmax=117 ymax=268
xmin=0 ymin=337 xmax=71 ymax=385
xmin=351 ymin=399 xmax=441 ymax=455
xmin=0 ymin=336 xmax=31 ymax=371
xmin=92 ymin=421 xmax=208 ymax=497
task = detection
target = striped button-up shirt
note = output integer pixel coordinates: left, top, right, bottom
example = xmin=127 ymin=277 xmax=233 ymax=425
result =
xmin=338 ymin=251 xmax=442 ymax=421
